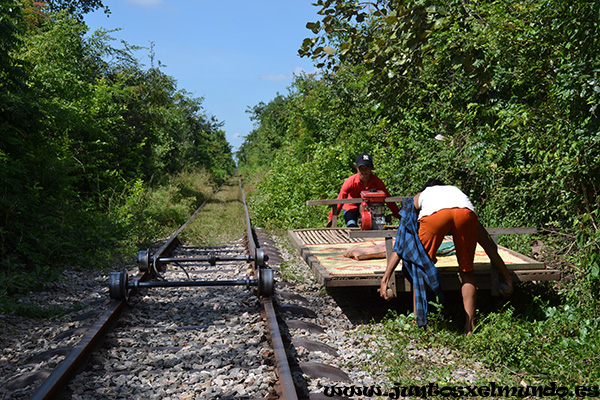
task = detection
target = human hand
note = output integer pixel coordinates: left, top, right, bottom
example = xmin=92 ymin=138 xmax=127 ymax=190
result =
xmin=379 ymin=280 xmax=393 ymax=300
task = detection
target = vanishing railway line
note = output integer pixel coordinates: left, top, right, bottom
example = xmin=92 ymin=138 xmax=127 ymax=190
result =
xmin=1 ymin=177 xmax=384 ymax=400
xmin=16 ymin=178 xmax=300 ymax=399
xmin=0 ymin=177 xmax=566 ymax=399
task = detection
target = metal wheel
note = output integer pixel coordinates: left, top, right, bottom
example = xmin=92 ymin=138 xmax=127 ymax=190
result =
xmin=109 ymin=270 xmax=129 ymax=300
xmin=138 ymin=250 xmax=149 ymax=272
xmin=257 ymin=268 xmax=274 ymax=297
xmin=255 ymin=248 xmax=266 ymax=267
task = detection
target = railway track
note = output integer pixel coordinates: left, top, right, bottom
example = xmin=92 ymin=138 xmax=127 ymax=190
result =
xmin=63 ymin=240 xmax=280 ymax=399
xmin=2 ymin=175 xmax=555 ymax=399
xmin=1 ymin=177 xmax=397 ymax=400
xmin=0 ymin=178 xmax=300 ymax=399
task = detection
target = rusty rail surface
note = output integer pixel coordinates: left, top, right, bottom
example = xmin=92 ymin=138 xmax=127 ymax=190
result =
xmin=32 ymin=178 xmax=297 ymax=399
xmin=239 ymin=178 xmax=298 ymax=400
xmin=30 ymin=266 xmax=149 ymax=400
xmin=28 ymin=185 xmax=229 ymax=400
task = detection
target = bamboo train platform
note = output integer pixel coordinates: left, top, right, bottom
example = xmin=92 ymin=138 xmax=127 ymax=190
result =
xmin=288 ymin=227 xmax=562 ymax=297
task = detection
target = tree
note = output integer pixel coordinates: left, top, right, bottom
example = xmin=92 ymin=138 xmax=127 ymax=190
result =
xmin=242 ymin=0 xmax=599 ymax=234
xmin=1 ymin=3 xmax=235 ymax=270
xmin=45 ymin=0 xmax=107 ymax=18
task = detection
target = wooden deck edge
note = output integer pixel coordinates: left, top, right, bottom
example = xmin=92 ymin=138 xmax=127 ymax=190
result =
xmin=288 ymin=228 xmax=562 ymax=293
xmin=287 ymin=230 xmax=332 ymax=286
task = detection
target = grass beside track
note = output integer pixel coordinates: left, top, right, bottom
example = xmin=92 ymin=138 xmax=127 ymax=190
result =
xmin=182 ymin=177 xmax=249 ymax=246
xmin=264 ymin=225 xmax=600 ymax=395
xmin=0 ymin=170 xmax=242 ymax=318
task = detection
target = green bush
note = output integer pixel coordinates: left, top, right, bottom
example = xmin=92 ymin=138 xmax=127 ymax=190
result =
xmin=109 ymin=169 xmax=217 ymax=251
xmin=0 ymin=4 xmax=235 ymax=273
xmin=239 ymin=0 xmax=600 ymax=388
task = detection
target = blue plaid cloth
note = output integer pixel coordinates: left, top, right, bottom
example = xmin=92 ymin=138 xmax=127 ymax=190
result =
xmin=393 ymin=198 xmax=444 ymax=327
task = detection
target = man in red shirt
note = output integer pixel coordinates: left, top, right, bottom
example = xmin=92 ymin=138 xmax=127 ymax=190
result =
xmin=327 ymin=153 xmax=401 ymax=227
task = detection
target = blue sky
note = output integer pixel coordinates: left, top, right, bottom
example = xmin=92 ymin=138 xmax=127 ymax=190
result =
xmin=84 ymin=0 xmax=320 ymax=153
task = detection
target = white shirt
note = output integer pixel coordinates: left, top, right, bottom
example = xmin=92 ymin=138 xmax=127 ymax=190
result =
xmin=417 ymin=185 xmax=475 ymax=219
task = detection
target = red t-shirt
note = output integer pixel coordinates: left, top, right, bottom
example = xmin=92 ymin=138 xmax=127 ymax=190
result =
xmin=328 ymin=173 xmax=401 ymax=221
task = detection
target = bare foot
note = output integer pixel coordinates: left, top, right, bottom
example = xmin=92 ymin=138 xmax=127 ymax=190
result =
xmin=464 ymin=318 xmax=474 ymax=336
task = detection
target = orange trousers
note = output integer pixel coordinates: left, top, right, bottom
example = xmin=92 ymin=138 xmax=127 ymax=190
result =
xmin=418 ymin=208 xmax=478 ymax=272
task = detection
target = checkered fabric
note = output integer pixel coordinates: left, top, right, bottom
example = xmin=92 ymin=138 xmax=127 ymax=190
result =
xmin=393 ymin=198 xmax=444 ymax=327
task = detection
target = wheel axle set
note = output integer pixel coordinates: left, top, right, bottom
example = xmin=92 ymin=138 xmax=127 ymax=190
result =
xmin=137 ymin=248 xmax=268 ymax=274
xmin=108 ymin=248 xmax=275 ymax=300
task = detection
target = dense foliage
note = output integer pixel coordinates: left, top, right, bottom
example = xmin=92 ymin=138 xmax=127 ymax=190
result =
xmin=242 ymin=0 xmax=599 ymax=230
xmin=44 ymin=0 xmax=107 ymax=18
xmin=238 ymin=0 xmax=600 ymax=386
xmin=0 ymin=1 xmax=235 ymax=277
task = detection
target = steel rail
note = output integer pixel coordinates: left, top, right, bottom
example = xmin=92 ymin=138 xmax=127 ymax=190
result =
xmin=239 ymin=178 xmax=257 ymax=257
xmin=30 ymin=183 xmax=225 ymax=400
xmin=150 ymin=182 xmax=226 ymax=274
xmin=32 ymin=179 xmax=296 ymax=399
xmin=239 ymin=178 xmax=298 ymax=400
xmin=30 ymin=271 xmax=147 ymax=400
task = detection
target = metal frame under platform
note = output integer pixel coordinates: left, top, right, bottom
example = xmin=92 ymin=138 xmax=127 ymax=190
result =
xmin=288 ymin=227 xmax=562 ymax=297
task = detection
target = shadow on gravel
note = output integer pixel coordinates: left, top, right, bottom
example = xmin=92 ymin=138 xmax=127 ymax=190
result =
xmin=327 ymin=280 xmax=562 ymax=331
xmin=325 ymin=286 xmax=414 ymax=325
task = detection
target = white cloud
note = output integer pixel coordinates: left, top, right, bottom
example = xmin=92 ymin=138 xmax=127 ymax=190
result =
xmin=258 ymin=67 xmax=316 ymax=82
xmin=293 ymin=66 xmax=307 ymax=75
xmin=125 ymin=0 xmax=164 ymax=6
xmin=259 ymin=73 xmax=291 ymax=82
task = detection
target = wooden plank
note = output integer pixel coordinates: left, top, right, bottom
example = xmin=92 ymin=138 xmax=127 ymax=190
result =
xmin=347 ymin=230 xmax=365 ymax=243
xmin=307 ymin=198 xmax=362 ymax=206
xmin=314 ymin=229 xmax=329 ymax=244
xmin=325 ymin=277 xmax=383 ymax=287
xmin=310 ymin=267 xmax=563 ymax=291
xmin=350 ymin=227 xmax=537 ymax=239
xmin=514 ymin=269 xmax=563 ymax=282
xmin=349 ymin=229 xmax=397 ymax=239
xmin=388 ymin=270 xmax=398 ymax=297
xmin=287 ymin=228 xmax=561 ymax=292
xmin=313 ymin=229 xmax=329 ymax=244
xmin=324 ymin=229 xmax=342 ymax=244
xmin=307 ymin=230 xmax=322 ymax=244
xmin=385 ymin=237 xmax=394 ymax=263
xmin=287 ymin=230 xmax=332 ymax=284
xmin=501 ymin=246 xmax=544 ymax=268
xmin=334 ymin=229 xmax=351 ymax=243
xmin=486 ymin=227 xmax=537 ymax=235
xmin=331 ymin=205 xmax=338 ymax=227
xmin=307 ymin=196 xmax=409 ymax=206
xmin=295 ymin=230 xmax=311 ymax=244
xmin=300 ymin=230 xmax=311 ymax=244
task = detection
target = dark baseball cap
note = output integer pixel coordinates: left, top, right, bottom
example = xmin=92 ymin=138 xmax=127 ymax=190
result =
xmin=355 ymin=153 xmax=374 ymax=168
